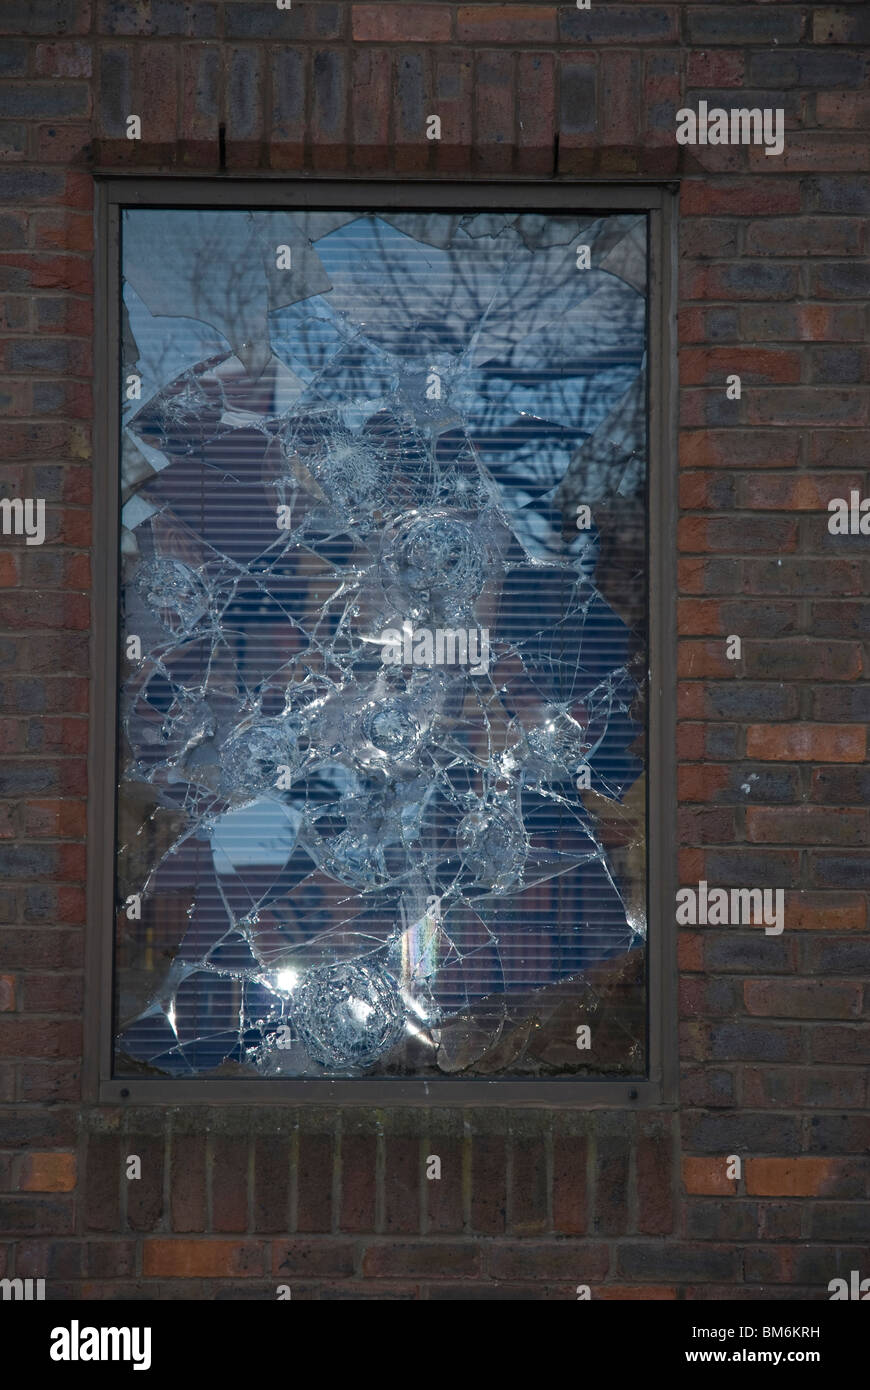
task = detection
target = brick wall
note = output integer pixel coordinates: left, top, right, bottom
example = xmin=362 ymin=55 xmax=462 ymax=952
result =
xmin=1 ymin=1 xmax=868 ymax=1299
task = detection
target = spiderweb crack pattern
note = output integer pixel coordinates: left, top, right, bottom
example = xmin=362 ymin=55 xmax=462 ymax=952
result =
xmin=115 ymin=210 xmax=649 ymax=1078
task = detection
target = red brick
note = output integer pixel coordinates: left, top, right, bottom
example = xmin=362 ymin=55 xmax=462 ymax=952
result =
xmin=211 ymin=1137 xmax=249 ymax=1233
xmin=739 ymin=472 xmax=858 ymax=511
xmin=338 ymin=1133 xmax=376 ymax=1233
xmin=783 ymin=892 xmax=866 ymax=932
xmin=678 ymin=515 xmax=799 ymax=555
xmin=170 ymin=1134 xmax=207 ymax=1233
xmin=816 ymin=91 xmax=870 ymax=129
xmin=746 ymin=724 xmax=865 ymax=763
xmin=23 ymin=800 xmax=87 ymax=839
xmin=474 ymin=51 xmax=514 ymax=174
xmin=749 ymin=137 xmax=870 ymax=174
xmin=745 ymin=1159 xmax=837 ymax=1198
xmin=552 ymin=1135 xmax=586 ymax=1235
xmin=19 ymin=972 xmax=82 ymax=1013
xmin=680 ymin=429 xmax=801 ymax=472
xmin=681 ymin=179 xmax=801 ymax=217
xmin=351 ymin=48 xmax=390 ymax=172
xmin=457 ymin=5 xmax=555 ymax=43
xmin=362 ymin=1240 xmax=479 ymax=1278
xmin=424 ymin=1137 xmax=463 ymax=1235
xmin=678 ymin=931 xmax=704 ymax=972
xmin=744 ymin=978 xmax=863 ymax=1019
xmin=637 ymin=1120 xmax=674 ymax=1235
xmin=683 ymin=1157 xmax=738 ymax=1196
xmin=17 ymin=1151 xmax=76 ymax=1192
xmin=296 ymin=1133 xmax=334 ymax=1233
xmin=352 ymin=5 xmax=451 ymax=43
xmin=0 ymin=253 xmax=91 ymax=293
xmin=125 ymin=1137 xmax=163 ymax=1232
xmin=509 ymin=1137 xmax=548 ymax=1236
xmin=488 ymin=1241 xmax=608 ymax=1281
xmin=602 ymin=50 xmax=639 ymax=153
xmin=85 ymin=1136 xmax=121 ymax=1232
xmin=470 ymin=1134 xmax=506 ymax=1234
xmin=143 ymin=1239 xmax=265 ymax=1278
xmin=0 ymin=1019 xmax=80 ymax=1058
xmin=384 ymin=1135 xmax=421 ymax=1235
xmin=681 ymin=346 xmax=801 ymax=386
xmin=686 ymin=51 xmax=745 ymax=88
xmin=253 ymin=1136 xmax=290 ymax=1233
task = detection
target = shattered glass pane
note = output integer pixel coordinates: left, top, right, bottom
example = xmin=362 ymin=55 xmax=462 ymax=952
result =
xmin=114 ymin=208 xmax=649 ymax=1079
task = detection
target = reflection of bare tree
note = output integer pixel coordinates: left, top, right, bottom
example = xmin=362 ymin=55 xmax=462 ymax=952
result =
xmin=116 ymin=209 xmax=650 ymax=1079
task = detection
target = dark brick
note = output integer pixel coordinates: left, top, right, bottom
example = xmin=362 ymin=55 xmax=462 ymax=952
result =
xmin=488 ymin=1240 xmax=608 ymax=1281
xmin=17 ymin=1237 xmax=83 ymax=1278
xmin=637 ymin=1118 xmax=674 ymax=1236
xmin=707 ymin=1022 xmax=803 ymax=1064
xmin=0 ymin=85 xmax=88 ymax=118
xmin=811 ymin=1025 xmax=870 ymax=1066
xmin=814 ymin=686 xmax=870 ymax=722
xmin=253 ymin=1136 xmax=290 ymax=1233
xmin=226 ymin=46 xmax=263 ymax=145
xmin=686 ymin=1200 xmax=765 ymax=1242
xmin=618 ymin=1242 xmax=737 ymax=1282
xmin=810 ymin=853 xmax=870 ymax=890
xmin=0 ymin=1197 xmax=73 ymax=1234
xmin=211 ymin=1136 xmax=248 ymax=1233
xmin=362 ymin=1240 xmax=480 ymax=1279
xmin=553 ymin=1130 xmax=587 ymax=1235
xmin=170 ymin=1134 xmax=206 ymax=1233
xmin=593 ymin=1114 xmax=631 ymax=1236
xmin=508 ymin=1134 xmax=548 ymax=1236
xmin=806 ymin=1114 xmax=870 ymax=1154
xmin=311 ymin=49 xmax=347 ymax=171
xmin=0 ymin=39 xmax=26 ymax=74
xmin=273 ymin=1237 xmax=355 ymax=1278
xmin=0 ymin=0 xmax=91 ymax=34
xmin=560 ymin=54 xmax=596 ymax=135
xmin=805 ymin=176 xmax=870 ymax=214
xmin=339 ymin=1131 xmax=376 ymax=1233
xmin=561 ymin=6 xmax=677 ymax=44
xmin=470 ymin=1133 xmax=506 ymax=1235
xmin=424 ymin=1128 xmax=463 ymax=1235
xmin=98 ymin=47 xmax=132 ymax=139
xmin=85 ymin=1135 xmax=121 ymax=1231
xmin=474 ymin=50 xmax=514 ymax=173
xmin=226 ymin=1 xmax=341 ymax=39
xmin=810 ymin=261 xmax=870 ymax=299
xmin=98 ymin=0 xmax=218 ymax=37
xmin=705 ymin=932 xmax=796 ymax=974
xmin=810 ymin=1205 xmax=870 ymax=1241
xmin=687 ymin=8 xmax=805 ymax=46
xmin=749 ymin=50 xmax=867 ymax=89
xmin=394 ymin=51 xmax=427 ymax=172
xmin=684 ymin=1110 xmax=802 ymax=1154
xmin=0 ymin=170 xmax=64 ymax=201
xmin=384 ymin=1135 xmax=421 ymax=1235
xmin=296 ymin=1133 xmax=333 ymax=1233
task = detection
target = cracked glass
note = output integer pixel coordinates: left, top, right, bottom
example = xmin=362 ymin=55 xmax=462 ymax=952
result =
xmin=113 ymin=207 xmax=649 ymax=1079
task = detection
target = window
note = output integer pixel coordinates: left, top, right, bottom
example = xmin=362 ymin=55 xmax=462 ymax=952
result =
xmin=92 ymin=182 xmax=675 ymax=1102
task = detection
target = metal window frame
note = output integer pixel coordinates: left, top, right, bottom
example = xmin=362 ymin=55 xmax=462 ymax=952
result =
xmin=88 ymin=177 xmax=678 ymax=1108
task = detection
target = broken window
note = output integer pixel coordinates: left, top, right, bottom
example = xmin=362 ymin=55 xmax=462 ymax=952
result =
xmin=114 ymin=207 xmax=649 ymax=1079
